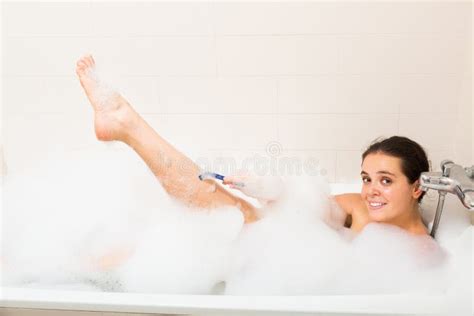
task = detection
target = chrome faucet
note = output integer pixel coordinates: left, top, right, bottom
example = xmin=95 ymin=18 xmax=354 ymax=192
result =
xmin=419 ymin=160 xmax=474 ymax=238
xmin=420 ymin=160 xmax=474 ymax=210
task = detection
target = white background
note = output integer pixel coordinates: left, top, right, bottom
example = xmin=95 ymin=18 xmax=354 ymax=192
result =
xmin=1 ymin=1 xmax=472 ymax=183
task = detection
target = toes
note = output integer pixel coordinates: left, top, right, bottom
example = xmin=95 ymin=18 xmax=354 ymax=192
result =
xmin=75 ymin=54 xmax=97 ymax=76
xmin=84 ymin=56 xmax=92 ymax=67
xmin=80 ymin=57 xmax=90 ymax=67
xmin=76 ymin=54 xmax=95 ymax=68
xmin=76 ymin=60 xmax=87 ymax=73
xmin=84 ymin=54 xmax=94 ymax=67
xmin=90 ymin=55 xmax=95 ymax=65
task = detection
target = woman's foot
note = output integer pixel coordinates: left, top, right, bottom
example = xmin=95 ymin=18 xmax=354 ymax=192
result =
xmin=76 ymin=55 xmax=137 ymax=142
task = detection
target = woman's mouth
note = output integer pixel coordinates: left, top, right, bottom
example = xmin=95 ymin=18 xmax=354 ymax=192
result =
xmin=368 ymin=201 xmax=387 ymax=210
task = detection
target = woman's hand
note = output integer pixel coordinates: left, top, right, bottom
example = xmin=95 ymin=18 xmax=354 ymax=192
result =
xmin=223 ymin=171 xmax=284 ymax=202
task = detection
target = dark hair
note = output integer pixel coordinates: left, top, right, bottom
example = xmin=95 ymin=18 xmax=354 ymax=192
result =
xmin=362 ymin=136 xmax=430 ymax=203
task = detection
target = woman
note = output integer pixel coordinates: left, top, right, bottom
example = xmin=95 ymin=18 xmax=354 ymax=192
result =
xmin=75 ymin=55 xmax=429 ymax=270
xmin=335 ymin=137 xmax=429 ymax=235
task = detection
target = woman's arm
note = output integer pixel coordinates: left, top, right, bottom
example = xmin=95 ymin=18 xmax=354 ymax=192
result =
xmin=324 ymin=193 xmax=359 ymax=229
xmin=223 ymin=174 xmax=361 ymax=228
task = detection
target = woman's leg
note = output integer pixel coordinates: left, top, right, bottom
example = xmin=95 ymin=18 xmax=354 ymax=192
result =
xmin=75 ymin=55 xmax=257 ymax=223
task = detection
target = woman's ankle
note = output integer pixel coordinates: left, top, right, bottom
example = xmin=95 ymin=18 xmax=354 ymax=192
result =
xmin=120 ymin=109 xmax=144 ymax=144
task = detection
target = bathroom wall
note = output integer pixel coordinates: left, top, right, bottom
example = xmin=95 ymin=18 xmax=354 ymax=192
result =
xmin=0 ymin=1 xmax=3 ymax=175
xmin=1 ymin=1 xmax=472 ymax=184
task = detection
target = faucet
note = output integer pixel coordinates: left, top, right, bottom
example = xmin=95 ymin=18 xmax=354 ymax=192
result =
xmin=419 ymin=160 xmax=474 ymax=238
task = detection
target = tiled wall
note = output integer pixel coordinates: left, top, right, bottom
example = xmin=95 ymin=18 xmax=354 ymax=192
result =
xmin=1 ymin=2 xmax=472 ymax=183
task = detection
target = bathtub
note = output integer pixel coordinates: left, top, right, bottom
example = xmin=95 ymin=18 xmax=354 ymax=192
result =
xmin=0 ymin=286 xmax=471 ymax=315
xmin=0 ymin=180 xmax=472 ymax=316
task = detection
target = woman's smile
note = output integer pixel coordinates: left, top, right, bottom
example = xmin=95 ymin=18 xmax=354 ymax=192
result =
xmin=367 ymin=201 xmax=387 ymax=210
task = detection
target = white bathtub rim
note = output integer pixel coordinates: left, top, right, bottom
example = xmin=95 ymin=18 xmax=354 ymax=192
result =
xmin=0 ymin=286 xmax=471 ymax=315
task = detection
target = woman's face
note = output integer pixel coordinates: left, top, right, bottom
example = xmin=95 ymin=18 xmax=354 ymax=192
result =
xmin=360 ymin=152 xmax=422 ymax=223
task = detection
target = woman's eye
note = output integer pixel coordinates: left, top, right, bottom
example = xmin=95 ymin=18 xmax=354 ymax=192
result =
xmin=362 ymin=177 xmax=370 ymax=183
xmin=381 ymin=178 xmax=392 ymax=185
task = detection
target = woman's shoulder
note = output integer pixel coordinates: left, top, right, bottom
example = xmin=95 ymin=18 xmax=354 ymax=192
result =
xmin=333 ymin=193 xmax=364 ymax=215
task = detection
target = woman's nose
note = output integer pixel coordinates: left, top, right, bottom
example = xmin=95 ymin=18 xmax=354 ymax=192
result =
xmin=368 ymin=183 xmax=380 ymax=196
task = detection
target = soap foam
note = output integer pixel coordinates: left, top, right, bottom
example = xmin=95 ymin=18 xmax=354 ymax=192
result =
xmin=1 ymin=148 xmax=455 ymax=295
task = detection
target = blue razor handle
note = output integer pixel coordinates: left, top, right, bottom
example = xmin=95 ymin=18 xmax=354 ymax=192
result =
xmin=198 ymin=172 xmax=245 ymax=187
xmin=198 ymin=172 xmax=225 ymax=181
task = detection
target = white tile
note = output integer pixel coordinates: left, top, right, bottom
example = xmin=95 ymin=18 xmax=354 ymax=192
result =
xmin=144 ymin=114 xmax=277 ymax=153
xmin=452 ymin=74 xmax=473 ymax=166
xmin=217 ymin=35 xmax=340 ymax=75
xmin=340 ymin=35 xmax=467 ymax=75
xmin=398 ymin=75 xmax=461 ymax=113
xmin=399 ymin=113 xmax=458 ymax=151
xmin=277 ymin=75 xmax=399 ymax=114
xmin=213 ymin=2 xmax=342 ymax=35
xmin=157 ymin=77 xmax=276 ymax=114
xmin=336 ymin=150 xmax=364 ymax=184
xmin=4 ymin=37 xmax=92 ymax=76
xmin=90 ymin=37 xmax=216 ymax=76
xmin=336 ymin=2 xmax=471 ymax=35
xmin=277 ymin=150 xmax=336 ymax=182
xmin=453 ymin=142 xmax=473 ymax=169
xmin=3 ymin=113 xmax=96 ymax=173
xmin=3 ymin=2 xmax=92 ymax=37
xmin=277 ymin=114 xmax=399 ymax=151
xmin=3 ymin=76 xmax=90 ymax=114
xmin=212 ymin=2 xmax=471 ymax=35
xmin=3 ymin=114 xmax=95 ymax=148
xmin=335 ymin=75 xmax=400 ymax=114
xmin=89 ymin=2 xmax=213 ymax=37
xmin=277 ymin=76 xmax=340 ymax=113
